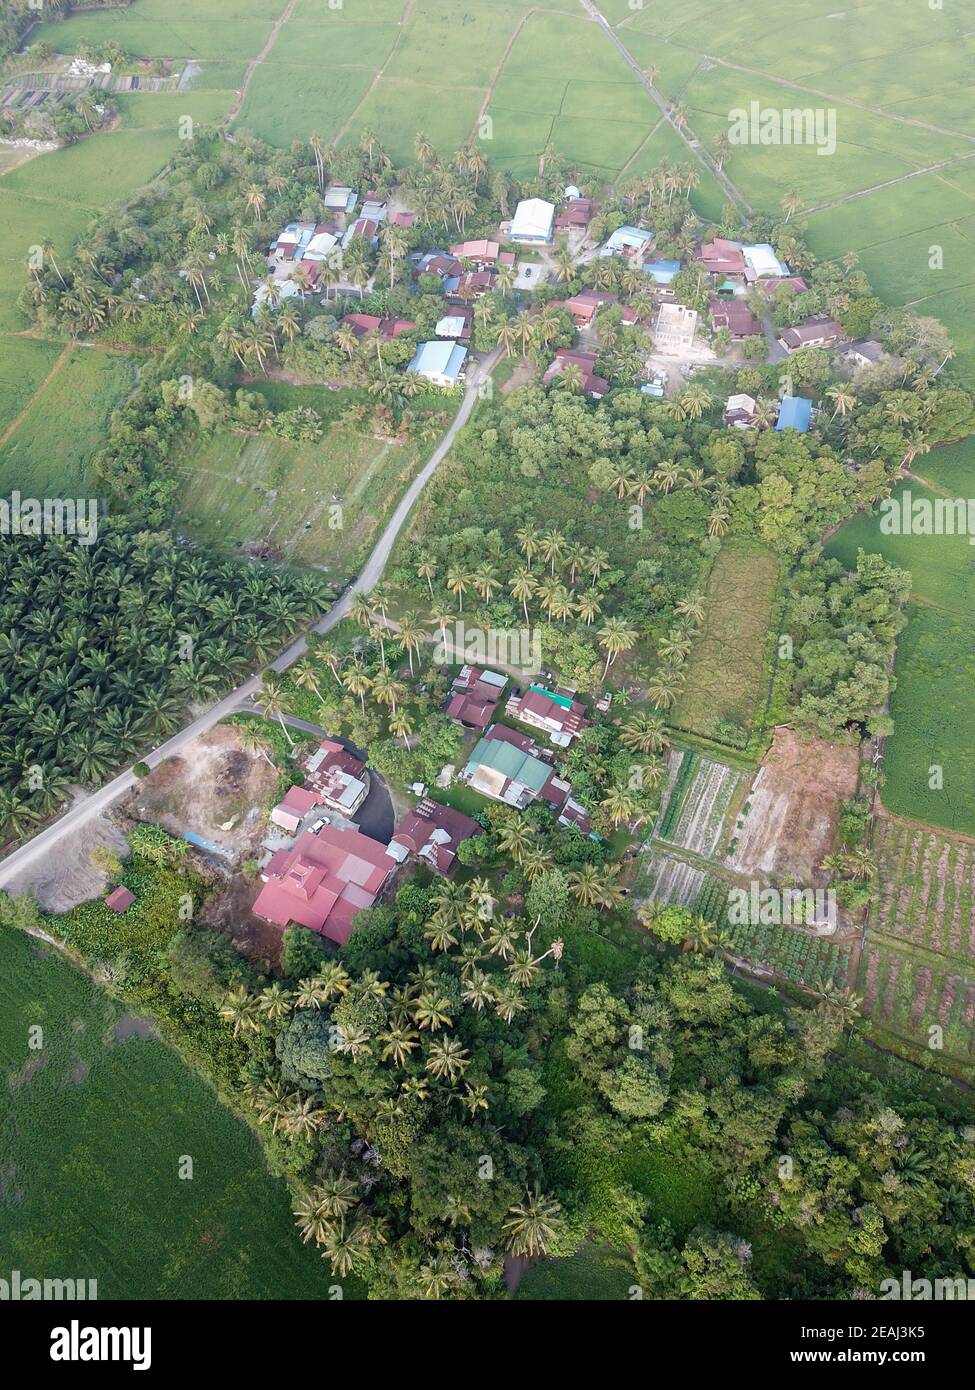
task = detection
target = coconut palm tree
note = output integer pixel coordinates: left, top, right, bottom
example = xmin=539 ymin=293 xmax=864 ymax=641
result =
xmin=781 ymin=188 xmax=802 ymax=221
xmin=503 ymin=1188 xmax=562 ymax=1257
xmin=516 ymin=523 xmax=541 ymax=570
xmin=446 ymin=566 xmax=473 ymax=612
xmin=600 ymin=784 xmax=641 ymax=828
xmin=256 ymin=673 xmax=294 ymax=748
xmin=496 ymin=818 xmax=536 ymax=864
xmin=416 ymin=555 xmax=437 ymax=598
xmin=826 ymin=385 xmax=856 ymax=419
xmin=621 ymin=712 xmax=668 ymax=754
xmin=397 ymin=610 xmax=428 ymax=675
xmin=509 ymin=567 xmax=537 ymax=623
xmin=371 ymin=666 xmax=407 ymax=716
xmin=597 ymin=616 xmax=638 ymax=679
xmin=342 ymin=667 xmax=372 ymax=712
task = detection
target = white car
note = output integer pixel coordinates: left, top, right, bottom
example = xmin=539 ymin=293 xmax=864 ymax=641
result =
xmin=309 ymin=816 xmax=331 ymax=833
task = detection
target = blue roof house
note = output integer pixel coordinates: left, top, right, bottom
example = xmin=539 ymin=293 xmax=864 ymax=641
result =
xmin=407 ymin=340 xmax=468 ymax=387
xmin=776 ymin=396 xmax=812 ymax=432
xmin=643 ymin=258 xmax=681 ymax=284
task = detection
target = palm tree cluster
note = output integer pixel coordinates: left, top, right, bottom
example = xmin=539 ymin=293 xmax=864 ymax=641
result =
xmin=412 ymin=525 xmax=642 ymax=681
xmin=0 ymin=532 xmax=325 ymax=840
xmin=643 ymin=592 xmax=706 ymax=713
xmin=401 ymin=134 xmax=491 ymax=235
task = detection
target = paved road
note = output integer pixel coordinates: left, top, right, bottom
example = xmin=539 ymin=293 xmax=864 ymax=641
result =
xmin=0 ymin=351 xmax=500 ymax=889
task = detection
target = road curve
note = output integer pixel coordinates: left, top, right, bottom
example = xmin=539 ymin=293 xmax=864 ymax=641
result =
xmin=0 ymin=350 xmax=501 ymax=888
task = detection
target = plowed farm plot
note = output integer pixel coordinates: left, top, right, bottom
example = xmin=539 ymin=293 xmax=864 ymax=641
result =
xmin=634 ymin=853 xmax=704 ymax=908
xmin=859 ymin=814 xmax=975 ymax=1073
xmin=726 ymin=729 xmax=859 ymax=885
xmin=870 ymin=817 xmax=975 ymax=959
xmin=655 ymin=750 xmax=741 ymax=859
xmin=859 ymin=940 xmax=975 ymax=1070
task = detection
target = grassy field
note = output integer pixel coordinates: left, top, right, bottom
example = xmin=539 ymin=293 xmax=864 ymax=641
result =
xmin=670 ymin=539 xmax=780 ymax=746
xmin=516 ymin=1242 xmax=636 ymax=1300
xmin=0 ymin=337 xmax=64 ymax=439
xmin=175 ymin=401 xmax=427 ymax=576
xmin=825 ymin=477 xmax=975 ymax=835
xmin=0 ymin=927 xmax=340 ymax=1299
xmin=0 ymin=347 xmax=136 ymax=494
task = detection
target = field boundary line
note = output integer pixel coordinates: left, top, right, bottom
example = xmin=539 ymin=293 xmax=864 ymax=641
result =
xmin=226 ymin=0 xmax=299 ymax=126
xmin=800 ymin=152 xmax=975 ymax=218
xmin=0 ymin=342 xmax=70 ymax=450
xmin=467 ymin=7 xmax=535 ymax=146
xmin=574 ymin=0 xmax=750 ymax=210
xmin=331 ymin=0 xmax=416 ymax=150
xmin=686 ymin=50 xmax=975 ymax=149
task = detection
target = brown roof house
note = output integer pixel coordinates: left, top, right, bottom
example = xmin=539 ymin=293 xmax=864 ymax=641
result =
xmin=555 ymin=197 xmax=595 ymax=232
xmin=543 ymin=349 xmax=610 ymax=398
xmin=387 ymin=799 xmax=481 ymax=875
xmin=778 ymin=316 xmax=844 ymax=352
xmin=445 ymin=665 xmax=508 ymax=729
xmin=106 ymin=886 xmax=135 ymax=913
xmin=709 ymin=296 xmax=762 ymax=339
xmin=303 ymin=739 xmax=369 ymax=816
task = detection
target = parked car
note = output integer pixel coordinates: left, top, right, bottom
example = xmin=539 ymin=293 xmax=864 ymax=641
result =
xmin=309 ymin=816 xmax=330 ymax=833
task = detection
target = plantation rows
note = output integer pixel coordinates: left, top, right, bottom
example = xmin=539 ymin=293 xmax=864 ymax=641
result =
xmin=870 ymin=819 xmax=975 ymax=961
xmin=656 ymin=751 xmax=740 ymax=859
xmin=638 ymin=852 xmax=705 ymax=907
xmin=655 ymin=750 xmax=699 ymax=841
xmin=725 ymin=919 xmax=853 ymax=990
xmin=859 ymin=941 xmax=975 ymax=1063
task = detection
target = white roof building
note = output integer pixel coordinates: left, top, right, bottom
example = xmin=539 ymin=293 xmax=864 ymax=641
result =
xmin=304 ymin=230 xmax=339 ymax=260
xmin=509 ymin=197 xmax=555 ymax=242
xmin=742 ymin=243 xmax=789 ymax=280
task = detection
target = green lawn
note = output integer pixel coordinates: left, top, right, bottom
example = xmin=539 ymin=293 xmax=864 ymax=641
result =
xmin=825 ymin=476 xmax=975 ymax=835
xmin=0 ymin=927 xmax=342 ymax=1299
xmin=0 ymin=338 xmax=64 ymax=439
xmin=516 ymin=1242 xmax=636 ymax=1300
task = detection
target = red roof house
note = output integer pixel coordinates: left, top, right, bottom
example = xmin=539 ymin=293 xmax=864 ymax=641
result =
xmin=543 ymin=349 xmax=610 ymax=398
xmin=390 ymin=210 xmax=417 ymax=228
xmin=709 ymin=296 xmax=762 ymax=339
xmin=506 ymin=685 xmax=589 ymax=745
xmin=270 ymin=785 xmax=328 ymax=833
xmin=253 ymin=825 xmax=397 ymax=944
xmin=389 ymin=799 xmax=481 ymax=875
xmin=106 ymin=886 xmax=135 ymax=914
xmin=341 ymin=313 xmax=416 ymax=340
xmin=696 ymin=238 xmax=746 ymax=276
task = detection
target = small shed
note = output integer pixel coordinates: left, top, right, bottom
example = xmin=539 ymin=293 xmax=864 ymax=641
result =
xmin=106 ymin=886 xmax=135 ymax=914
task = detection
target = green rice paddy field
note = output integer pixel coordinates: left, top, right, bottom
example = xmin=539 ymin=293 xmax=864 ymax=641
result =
xmin=19 ymin=0 xmax=975 ymax=381
xmin=826 ymin=470 xmax=975 ymax=837
xmin=0 ymin=927 xmax=340 ymax=1299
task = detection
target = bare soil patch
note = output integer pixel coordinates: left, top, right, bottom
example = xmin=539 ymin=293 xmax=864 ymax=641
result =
xmin=726 ymin=728 xmax=859 ymax=884
xmin=125 ymin=725 xmax=278 ymax=862
xmin=6 ymin=798 xmax=130 ymax=914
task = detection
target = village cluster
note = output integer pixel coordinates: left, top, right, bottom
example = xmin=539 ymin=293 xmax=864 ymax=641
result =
xmin=256 ymin=183 xmax=888 ymax=414
xmin=234 ymin=669 xmax=598 ymax=944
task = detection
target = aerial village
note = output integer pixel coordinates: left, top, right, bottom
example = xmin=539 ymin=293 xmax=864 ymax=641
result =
xmin=254 ymin=179 xmax=886 ymax=421
xmin=86 ymin=178 xmax=898 ymax=951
